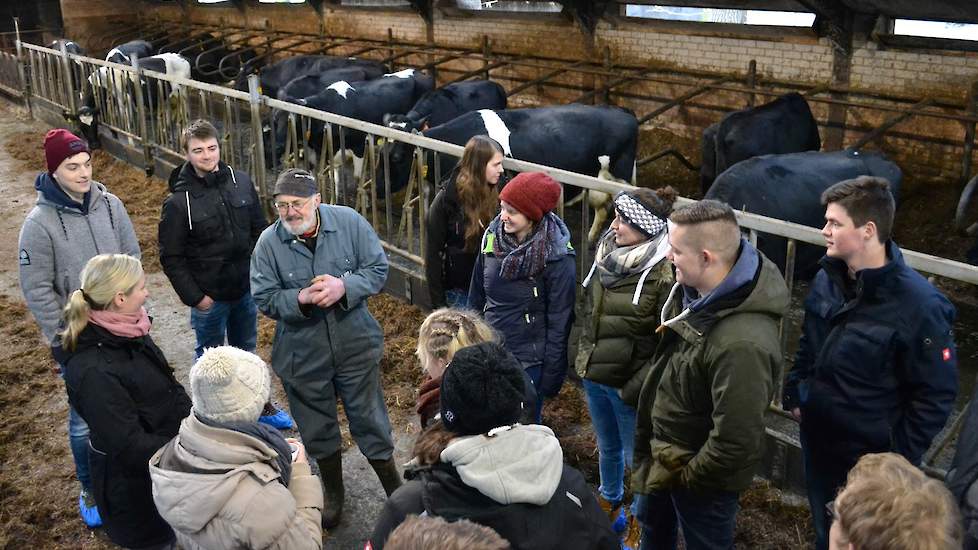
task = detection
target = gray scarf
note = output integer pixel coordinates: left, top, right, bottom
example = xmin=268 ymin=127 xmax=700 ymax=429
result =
xmin=592 ymin=228 xmax=667 ymax=288
xmin=197 ymin=413 xmax=293 ymax=487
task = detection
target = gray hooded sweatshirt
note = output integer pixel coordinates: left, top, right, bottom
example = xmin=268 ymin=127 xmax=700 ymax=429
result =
xmin=18 ymin=175 xmax=140 ymax=345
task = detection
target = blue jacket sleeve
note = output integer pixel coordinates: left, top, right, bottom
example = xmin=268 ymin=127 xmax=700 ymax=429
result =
xmin=539 ymin=255 xmax=576 ymax=398
xmin=250 ymin=229 xmax=309 ymax=324
xmin=892 ymin=296 xmax=959 ymax=465
xmin=338 ymin=211 xmax=388 ymax=311
xmin=468 ymin=247 xmax=487 ymax=313
xmin=783 ymin=276 xmax=827 ymax=410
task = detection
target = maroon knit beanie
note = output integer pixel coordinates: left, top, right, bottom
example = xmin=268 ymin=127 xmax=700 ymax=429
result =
xmin=498 ymin=171 xmax=561 ymax=222
xmin=44 ymin=129 xmax=90 ymax=174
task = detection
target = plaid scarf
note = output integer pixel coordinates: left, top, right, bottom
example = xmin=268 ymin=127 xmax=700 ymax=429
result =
xmin=493 ymin=213 xmax=560 ymax=280
xmin=593 ymin=228 xmax=667 ymax=288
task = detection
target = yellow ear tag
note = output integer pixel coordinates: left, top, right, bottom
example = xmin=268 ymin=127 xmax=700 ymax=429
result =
xmin=422 ymin=164 xmax=428 ymax=179
xmin=305 ymin=129 xmax=311 ymax=140
xmin=258 ymin=86 xmax=263 ymax=95
xmin=377 ymin=138 xmax=386 ymax=147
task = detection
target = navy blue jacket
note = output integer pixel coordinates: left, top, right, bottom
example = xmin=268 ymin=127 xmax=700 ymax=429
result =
xmin=468 ymin=215 xmax=576 ymax=398
xmin=784 ymin=242 xmax=958 ymax=465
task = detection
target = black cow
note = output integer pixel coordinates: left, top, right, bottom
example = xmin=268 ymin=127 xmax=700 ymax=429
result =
xmin=705 ymin=149 xmax=902 ymax=278
xmin=269 ymin=70 xmax=435 ymax=178
xmin=383 ymin=79 xmax=507 ymax=132
xmin=234 ymin=54 xmax=387 ymax=97
xmin=380 ymin=104 xmax=638 ymax=195
xmin=50 ymin=39 xmax=84 ymax=55
xmin=276 ymin=65 xmax=384 ymax=102
xmin=105 ymin=40 xmax=154 ymax=65
xmin=700 ymin=92 xmax=821 ymax=195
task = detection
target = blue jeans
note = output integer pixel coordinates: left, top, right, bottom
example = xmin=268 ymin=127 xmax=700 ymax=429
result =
xmin=523 ymin=365 xmax=545 ymax=423
xmin=634 ymin=486 xmax=740 ymax=550
xmin=190 ymin=292 xmax=259 ymax=359
xmin=583 ymin=379 xmax=637 ymax=504
xmin=60 ymin=370 xmax=92 ymax=493
xmin=445 ymin=288 xmax=469 ymax=309
xmin=800 ymin=428 xmax=852 ymax=550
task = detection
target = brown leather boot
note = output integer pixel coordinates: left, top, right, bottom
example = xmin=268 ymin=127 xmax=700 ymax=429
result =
xmin=597 ymin=494 xmax=623 ymax=523
xmin=622 ymin=509 xmax=642 ymax=550
xmin=368 ymin=457 xmax=403 ymax=497
xmin=316 ymin=451 xmax=344 ymax=529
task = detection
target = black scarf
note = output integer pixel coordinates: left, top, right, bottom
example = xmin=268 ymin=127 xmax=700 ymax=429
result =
xmin=197 ymin=413 xmax=293 ymax=487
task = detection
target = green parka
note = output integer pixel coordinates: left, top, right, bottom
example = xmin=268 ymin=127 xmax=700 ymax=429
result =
xmin=632 ymin=248 xmax=788 ymax=494
xmin=576 ymin=260 xmax=673 ymax=407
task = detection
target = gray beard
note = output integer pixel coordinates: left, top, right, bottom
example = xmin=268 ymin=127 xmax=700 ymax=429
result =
xmin=285 ymin=216 xmax=316 ymax=236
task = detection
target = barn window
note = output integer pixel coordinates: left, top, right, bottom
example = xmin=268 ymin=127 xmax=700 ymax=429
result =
xmin=893 ymin=19 xmax=978 ymax=41
xmin=457 ymin=0 xmax=562 ymax=13
xmin=622 ymin=5 xmax=815 ymax=27
xmin=340 ymin=0 xmax=411 ymax=6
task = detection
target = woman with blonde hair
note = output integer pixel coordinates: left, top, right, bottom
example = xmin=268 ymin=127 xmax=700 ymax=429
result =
xmin=415 ymin=308 xmax=536 ymax=429
xmin=425 ymin=135 xmax=505 ymax=308
xmin=62 ymin=254 xmax=191 ymax=550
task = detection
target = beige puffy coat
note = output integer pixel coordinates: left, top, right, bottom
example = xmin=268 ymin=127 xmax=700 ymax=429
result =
xmin=149 ymin=413 xmax=323 ymax=549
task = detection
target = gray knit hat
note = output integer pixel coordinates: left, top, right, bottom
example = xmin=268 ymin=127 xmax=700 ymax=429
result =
xmin=190 ymin=346 xmax=271 ymax=423
xmin=273 ymin=168 xmax=319 ymax=197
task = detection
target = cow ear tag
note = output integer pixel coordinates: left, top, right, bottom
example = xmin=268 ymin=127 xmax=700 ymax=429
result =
xmin=422 ymin=164 xmax=428 ymax=179
xmin=377 ymin=138 xmax=386 ymax=147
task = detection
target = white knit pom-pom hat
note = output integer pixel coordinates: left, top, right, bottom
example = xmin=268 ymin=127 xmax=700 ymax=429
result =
xmin=190 ymin=346 xmax=271 ymax=423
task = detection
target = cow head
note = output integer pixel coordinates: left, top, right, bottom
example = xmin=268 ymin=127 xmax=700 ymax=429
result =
xmin=375 ymin=130 xmax=418 ymax=196
xmin=383 ymin=113 xmax=430 ymax=133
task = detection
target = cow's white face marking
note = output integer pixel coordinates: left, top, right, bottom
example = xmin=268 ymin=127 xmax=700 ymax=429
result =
xmin=105 ymin=47 xmax=126 ymax=62
xmin=389 ymin=121 xmax=408 ymax=129
xmin=384 ymin=68 xmax=415 ymax=79
xmin=327 ymin=81 xmax=354 ymax=98
xmin=478 ymin=109 xmax=512 ymax=157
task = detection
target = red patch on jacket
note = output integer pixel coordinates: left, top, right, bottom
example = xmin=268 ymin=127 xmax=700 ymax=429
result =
xmin=943 ymin=348 xmax=952 ymax=361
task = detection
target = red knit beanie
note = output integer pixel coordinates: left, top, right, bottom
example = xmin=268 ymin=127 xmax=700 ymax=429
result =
xmin=44 ymin=129 xmax=90 ymax=174
xmin=498 ymin=171 xmax=561 ymax=222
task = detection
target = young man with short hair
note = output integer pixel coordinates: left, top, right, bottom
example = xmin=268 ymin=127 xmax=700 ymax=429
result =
xmin=784 ymin=176 xmax=959 ymax=550
xmin=631 ymin=200 xmax=789 ymax=549
xmin=159 ymin=119 xmax=291 ymax=428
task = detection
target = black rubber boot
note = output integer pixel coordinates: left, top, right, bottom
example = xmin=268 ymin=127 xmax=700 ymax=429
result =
xmin=368 ymin=457 xmax=403 ymax=497
xmin=316 ymin=451 xmax=344 ymax=529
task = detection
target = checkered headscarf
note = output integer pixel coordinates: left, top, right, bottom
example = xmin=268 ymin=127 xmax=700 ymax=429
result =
xmin=614 ymin=191 xmax=667 ymax=239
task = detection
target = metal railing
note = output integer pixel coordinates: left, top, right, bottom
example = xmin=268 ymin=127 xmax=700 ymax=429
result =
xmin=14 ymin=40 xmax=978 ymax=476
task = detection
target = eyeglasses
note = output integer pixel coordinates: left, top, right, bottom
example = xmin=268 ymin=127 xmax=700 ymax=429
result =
xmin=825 ymin=500 xmax=837 ymax=522
xmin=274 ymin=195 xmax=314 ymax=213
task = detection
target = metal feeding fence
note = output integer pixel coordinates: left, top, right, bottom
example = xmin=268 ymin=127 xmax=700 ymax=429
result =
xmin=9 ymin=38 xmax=978 ymax=479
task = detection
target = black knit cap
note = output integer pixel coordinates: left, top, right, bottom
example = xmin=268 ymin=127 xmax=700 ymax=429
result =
xmin=440 ymin=342 xmax=526 ymax=436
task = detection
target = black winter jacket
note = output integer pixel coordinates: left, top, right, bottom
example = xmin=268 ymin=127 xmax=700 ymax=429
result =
xmin=369 ymin=462 xmax=616 ymax=550
xmin=784 ymin=242 xmax=958 ymax=465
xmin=468 ymin=216 xmax=576 ymax=398
xmin=159 ymin=161 xmax=267 ymax=307
xmin=425 ymin=172 xmax=480 ymax=308
xmin=63 ymin=324 xmax=191 ymax=548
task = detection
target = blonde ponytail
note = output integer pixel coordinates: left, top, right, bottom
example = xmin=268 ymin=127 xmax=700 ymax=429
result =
xmin=60 ymin=254 xmax=144 ymax=351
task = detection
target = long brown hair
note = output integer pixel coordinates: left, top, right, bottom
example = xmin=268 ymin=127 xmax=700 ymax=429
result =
xmin=455 ymin=135 xmax=504 ymax=251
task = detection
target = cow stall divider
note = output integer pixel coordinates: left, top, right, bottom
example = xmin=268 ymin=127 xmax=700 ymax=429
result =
xmin=14 ymin=39 xmax=978 ymax=484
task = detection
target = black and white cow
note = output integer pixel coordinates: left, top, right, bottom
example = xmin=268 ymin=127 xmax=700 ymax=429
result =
xmin=105 ymin=40 xmax=154 ymax=65
xmin=78 ymin=53 xmax=191 ymax=146
xmin=269 ymin=69 xmax=435 ymax=178
xmin=700 ymin=92 xmax=821 ymax=195
xmin=276 ymin=65 xmax=385 ymax=102
xmin=380 ymin=104 xmax=638 ymax=195
xmin=234 ymin=54 xmax=387 ymax=97
xmin=705 ymin=148 xmax=902 ymax=278
xmin=383 ymin=79 xmax=507 ymax=133
xmin=50 ymin=39 xmax=85 ymax=55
